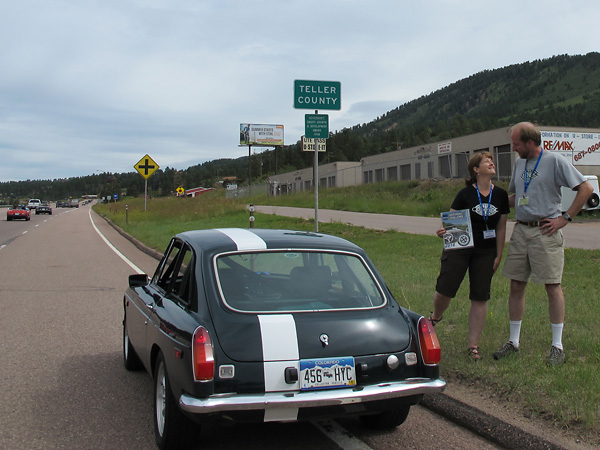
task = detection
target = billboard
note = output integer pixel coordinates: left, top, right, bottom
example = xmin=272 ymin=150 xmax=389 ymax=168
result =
xmin=541 ymin=130 xmax=600 ymax=166
xmin=240 ymin=124 xmax=284 ymax=146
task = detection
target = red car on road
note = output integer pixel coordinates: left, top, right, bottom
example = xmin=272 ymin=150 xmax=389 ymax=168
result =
xmin=7 ymin=205 xmax=31 ymax=221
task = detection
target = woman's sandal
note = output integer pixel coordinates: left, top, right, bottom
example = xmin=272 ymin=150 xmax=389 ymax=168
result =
xmin=468 ymin=347 xmax=481 ymax=361
xmin=428 ymin=314 xmax=443 ymax=326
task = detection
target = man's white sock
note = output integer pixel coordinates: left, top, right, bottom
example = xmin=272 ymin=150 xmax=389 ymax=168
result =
xmin=509 ymin=320 xmax=522 ymax=348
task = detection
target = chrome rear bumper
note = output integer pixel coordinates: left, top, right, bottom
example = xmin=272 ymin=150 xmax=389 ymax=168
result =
xmin=180 ymin=378 xmax=446 ymax=414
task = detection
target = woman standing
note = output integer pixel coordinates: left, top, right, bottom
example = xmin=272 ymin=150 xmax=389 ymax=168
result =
xmin=429 ymin=152 xmax=509 ymax=360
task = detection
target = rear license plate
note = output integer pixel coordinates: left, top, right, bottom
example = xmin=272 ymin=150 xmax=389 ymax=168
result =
xmin=299 ymin=357 xmax=356 ymax=390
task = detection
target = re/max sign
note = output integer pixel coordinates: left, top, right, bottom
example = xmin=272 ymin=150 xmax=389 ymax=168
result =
xmin=543 ymin=140 xmax=574 ymax=151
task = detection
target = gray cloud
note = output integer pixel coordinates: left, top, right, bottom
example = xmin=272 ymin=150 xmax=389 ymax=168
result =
xmin=1 ymin=0 xmax=598 ymax=181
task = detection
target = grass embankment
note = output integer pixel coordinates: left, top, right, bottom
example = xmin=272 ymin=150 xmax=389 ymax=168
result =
xmin=94 ymin=181 xmax=599 ymax=442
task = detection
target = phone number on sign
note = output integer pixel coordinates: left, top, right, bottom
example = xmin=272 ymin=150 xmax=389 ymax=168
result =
xmin=574 ymin=141 xmax=600 ymax=162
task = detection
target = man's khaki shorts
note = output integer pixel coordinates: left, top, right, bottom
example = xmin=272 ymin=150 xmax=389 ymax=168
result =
xmin=502 ymin=223 xmax=564 ymax=284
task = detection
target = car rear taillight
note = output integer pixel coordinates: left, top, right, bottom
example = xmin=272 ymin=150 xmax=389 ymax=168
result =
xmin=192 ymin=326 xmax=214 ymax=381
xmin=418 ymin=318 xmax=441 ymax=365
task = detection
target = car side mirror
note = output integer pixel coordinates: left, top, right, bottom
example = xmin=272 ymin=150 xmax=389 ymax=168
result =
xmin=129 ymin=274 xmax=149 ymax=288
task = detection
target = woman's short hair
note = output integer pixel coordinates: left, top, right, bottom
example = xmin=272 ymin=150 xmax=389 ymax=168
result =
xmin=465 ymin=152 xmax=493 ymax=186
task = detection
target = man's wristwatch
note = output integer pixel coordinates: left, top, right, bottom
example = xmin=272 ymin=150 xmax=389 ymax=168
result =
xmin=562 ymin=212 xmax=572 ymax=222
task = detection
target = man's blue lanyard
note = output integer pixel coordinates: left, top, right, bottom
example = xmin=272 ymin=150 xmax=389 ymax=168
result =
xmin=523 ymin=149 xmax=543 ymax=194
xmin=475 ymin=183 xmax=493 ymax=229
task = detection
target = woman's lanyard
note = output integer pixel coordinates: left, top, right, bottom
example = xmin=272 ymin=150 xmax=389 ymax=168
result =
xmin=476 ymin=183 xmax=496 ymax=239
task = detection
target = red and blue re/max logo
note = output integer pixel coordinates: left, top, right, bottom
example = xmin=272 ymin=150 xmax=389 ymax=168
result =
xmin=543 ymin=140 xmax=574 ymax=151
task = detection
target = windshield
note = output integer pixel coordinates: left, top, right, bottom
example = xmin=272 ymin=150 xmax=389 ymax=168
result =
xmin=215 ymin=250 xmax=386 ymax=312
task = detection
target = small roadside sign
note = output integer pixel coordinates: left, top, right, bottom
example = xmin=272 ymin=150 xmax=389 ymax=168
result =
xmin=134 ymin=154 xmax=159 ymax=179
xmin=302 ymin=137 xmax=326 ymax=152
xmin=176 ymin=186 xmax=185 ymax=195
xmin=305 ymin=114 xmax=329 ymax=139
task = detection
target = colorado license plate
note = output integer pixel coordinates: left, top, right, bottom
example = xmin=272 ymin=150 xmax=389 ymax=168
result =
xmin=299 ymin=357 xmax=356 ymax=390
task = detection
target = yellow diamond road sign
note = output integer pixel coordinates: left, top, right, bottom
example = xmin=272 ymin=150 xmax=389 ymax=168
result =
xmin=134 ymin=154 xmax=159 ymax=179
xmin=176 ymin=186 xmax=184 ymax=195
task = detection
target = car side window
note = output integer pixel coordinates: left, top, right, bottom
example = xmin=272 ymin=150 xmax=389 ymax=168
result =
xmin=154 ymin=240 xmax=195 ymax=305
xmin=172 ymin=248 xmax=194 ymax=303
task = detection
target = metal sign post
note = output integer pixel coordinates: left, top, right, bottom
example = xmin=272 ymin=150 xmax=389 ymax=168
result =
xmin=314 ymin=111 xmax=319 ymax=232
xmin=294 ymin=80 xmax=340 ymax=232
xmin=134 ymin=154 xmax=159 ymax=211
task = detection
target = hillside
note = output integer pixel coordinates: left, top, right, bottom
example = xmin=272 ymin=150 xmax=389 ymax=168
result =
xmin=2 ymin=52 xmax=600 ymax=201
xmin=326 ymin=52 xmax=600 ymax=160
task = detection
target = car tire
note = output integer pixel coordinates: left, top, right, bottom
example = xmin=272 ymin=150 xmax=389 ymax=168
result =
xmin=123 ymin=314 xmax=143 ymax=371
xmin=153 ymin=352 xmax=198 ymax=450
xmin=359 ymin=405 xmax=410 ymax=429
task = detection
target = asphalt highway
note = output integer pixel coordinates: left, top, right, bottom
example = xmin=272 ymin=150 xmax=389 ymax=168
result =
xmin=1 ymin=203 xmax=596 ymax=449
xmin=0 ymin=205 xmax=501 ymax=449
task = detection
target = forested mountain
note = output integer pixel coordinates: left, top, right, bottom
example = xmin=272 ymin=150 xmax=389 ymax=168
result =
xmin=3 ymin=52 xmax=599 ymax=202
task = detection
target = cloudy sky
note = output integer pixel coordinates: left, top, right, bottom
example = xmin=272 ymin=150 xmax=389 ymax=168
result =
xmin=1 ymin=0 xmax=598 ymax=182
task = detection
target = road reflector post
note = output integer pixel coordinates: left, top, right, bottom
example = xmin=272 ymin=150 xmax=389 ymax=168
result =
xmin=249 ymin=204 xmax=255 ymax=228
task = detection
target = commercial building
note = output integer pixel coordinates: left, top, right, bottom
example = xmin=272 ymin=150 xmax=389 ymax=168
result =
xmin=267 ymin=126 xmax=600 ymax=192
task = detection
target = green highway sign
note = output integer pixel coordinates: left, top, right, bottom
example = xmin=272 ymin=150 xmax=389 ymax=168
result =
xmin=294 ymin=80 xmax=341 ymax=110
xmin=305 ymin=114 xmax=329 ymax=139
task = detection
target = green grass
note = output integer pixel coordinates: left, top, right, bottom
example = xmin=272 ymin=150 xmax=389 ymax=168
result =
xmin=251 ymin=178 xmax=516 ymax=219
xmin=94 ymin=184 xmax=600 ymax=442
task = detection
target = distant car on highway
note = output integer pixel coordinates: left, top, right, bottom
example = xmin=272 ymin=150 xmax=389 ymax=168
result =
xmin=123 ymin=228 xmax=445 ymax=450
xmin=27 ymin=199 xmax=41 ymax=210
xmin=36 ymin=202 xmax=53 ymax=215
xmin=7 ymin=205 xmax=31 ymax=221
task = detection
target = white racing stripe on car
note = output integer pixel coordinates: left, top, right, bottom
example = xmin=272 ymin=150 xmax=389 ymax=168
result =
xmin=258 ymin=314 xmax=300 ymax=422
xmin=215 ymin=228 xmax=267 ymax=250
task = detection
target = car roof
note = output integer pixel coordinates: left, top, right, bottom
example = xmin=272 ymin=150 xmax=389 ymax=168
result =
xmin=176 ymin=228 xmax=364 ymax=256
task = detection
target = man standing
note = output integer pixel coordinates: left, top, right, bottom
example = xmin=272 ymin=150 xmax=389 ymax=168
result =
xmin=493 ymin=122 xmax=593 ymax=365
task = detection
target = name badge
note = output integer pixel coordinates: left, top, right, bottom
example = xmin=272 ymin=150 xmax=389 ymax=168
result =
xmin=483 ymin=229 xmax=496 ymax=239
xmin=518 ymin=196 xmax=529 ymax=206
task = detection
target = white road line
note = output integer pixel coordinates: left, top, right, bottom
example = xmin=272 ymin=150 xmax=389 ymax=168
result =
xmin=22 ymin=231 xmax=28 ymax=235
xmin=88 ymin=209 xmax=144 ymax=275
xmin=313 ymin=420 xmax=374 ymax=450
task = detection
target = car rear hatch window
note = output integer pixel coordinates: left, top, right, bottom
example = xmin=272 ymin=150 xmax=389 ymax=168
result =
xmin=215 ymin=250 xmax=386 ymax=313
